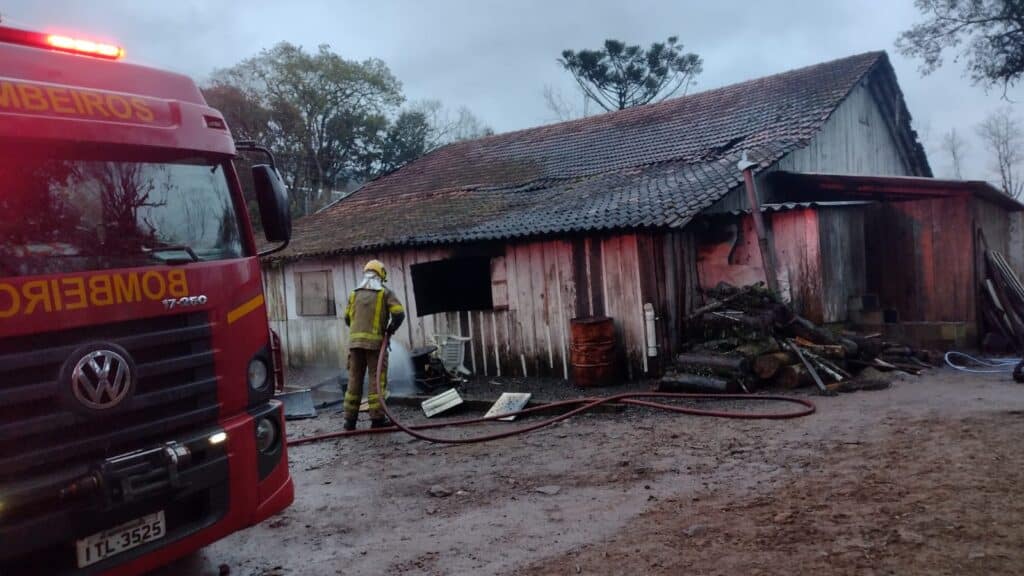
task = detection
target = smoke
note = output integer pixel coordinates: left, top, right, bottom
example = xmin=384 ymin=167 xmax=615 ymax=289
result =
xmin=331 ymin=339 xmax=417 ymax=399
xmin=384 ymin=339 xmax=416 ymax=397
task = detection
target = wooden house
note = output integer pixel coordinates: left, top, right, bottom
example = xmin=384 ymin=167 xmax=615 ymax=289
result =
xmin=262 ymin=51 xmax=1023 ymax=379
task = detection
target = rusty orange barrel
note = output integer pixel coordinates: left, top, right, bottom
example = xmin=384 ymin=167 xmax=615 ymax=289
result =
xmin=570 ymin=316 xmax=617 ymax=387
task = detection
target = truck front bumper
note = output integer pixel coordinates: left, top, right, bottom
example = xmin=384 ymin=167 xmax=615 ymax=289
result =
xmin=0 ymin=401 xmax=293 ymax=576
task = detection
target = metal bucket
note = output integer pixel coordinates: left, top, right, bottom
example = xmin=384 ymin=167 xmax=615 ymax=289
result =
xmin=570 ymin=316 xmax=617 ymax=387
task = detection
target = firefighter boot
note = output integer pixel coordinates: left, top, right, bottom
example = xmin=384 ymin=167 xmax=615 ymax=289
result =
xmin=343 ymin=418 xmax=357 ymax=431
xmin=370 ymin=418 xmax=392 ymax=429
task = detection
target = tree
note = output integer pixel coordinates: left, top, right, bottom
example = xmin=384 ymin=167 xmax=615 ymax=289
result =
xmin=558 ymin=36 xmax=702 ymax=111
xmin=977 ymin=107 xmax=1024 ymax=197
xmin=407 ymin=100 xmax=493 ymax=147
xmin=206 ymin=45 xmax=493 ymax=216
xmin=941 ymin=128 xmax=969 ymax=179
xmin=542 ymin=84 xmax=589 ymax=121
xmin=205 ymin=42 xmax=404 ymax=216
xmin=375 ymin=109 xmax=432 ymax=175
xmin=367 ymin=102 xmax=493 ymax=176
xmin=897 ymin=0 xmax=1024 ymax=90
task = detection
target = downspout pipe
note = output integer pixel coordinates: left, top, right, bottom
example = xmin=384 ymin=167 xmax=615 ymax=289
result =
xmin=644 ymin=303 xmax=658 ymax=358
xmin=737 ymin=152 xmax=780 ymax=294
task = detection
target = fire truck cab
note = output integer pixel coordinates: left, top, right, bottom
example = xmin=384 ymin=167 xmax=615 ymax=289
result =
xmin=0 ymin=26 xmax=294 ymax=575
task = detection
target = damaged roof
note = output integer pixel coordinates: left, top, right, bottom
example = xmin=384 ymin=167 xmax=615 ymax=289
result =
xmin=275 ymin=51 xmax=922 ymax=259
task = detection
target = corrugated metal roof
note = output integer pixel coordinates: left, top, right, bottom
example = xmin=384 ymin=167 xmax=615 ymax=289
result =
xmin=770 ymin=172 xmax=1024 ymax=212
xmin=723 ymin=200 xmax=877 ymax=216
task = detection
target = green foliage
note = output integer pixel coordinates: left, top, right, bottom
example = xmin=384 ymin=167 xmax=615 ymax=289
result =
xmin=377 ymin=110 xmax=432 ymax=174
xmin=897 ymin=0 xmax=1024 ymax=89
xmin=559 ymin=36 xmax=702 ymax=111
xmin=204 ymin=43 xmax=493 ymax=223
xmin=205 ymin=42 xmax=403 ymax=217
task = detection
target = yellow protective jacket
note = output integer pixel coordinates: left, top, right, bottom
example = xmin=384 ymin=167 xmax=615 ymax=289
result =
xmin=344 ymin=287 xmax=405 ymax=350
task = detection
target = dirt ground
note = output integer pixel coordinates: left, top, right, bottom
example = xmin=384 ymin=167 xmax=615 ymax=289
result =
xmin=161 ymin=369 xmax=1024 ymax=576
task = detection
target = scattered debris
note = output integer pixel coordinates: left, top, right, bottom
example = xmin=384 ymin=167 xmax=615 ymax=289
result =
xmin=535 ymin=485 xmax=562 ymax=495
xmin=277 ymin=389 xmax=317 ymax=420
xmin=664 ymin=283 xmax=932 ymax=394
xmin=428 ymin=485 xmax=453 ymax=498
xmin=896 ymin=528 xmax=925 ymax=545
xmin=773 ymin=511 xmax=794 ymax=523
xmin=267 ymin=516 xmax=290 ymax=529
xmin=421 ymin=388 xmax=463 ymax=418
xmin=683 ymin=524 xmax=707 ymax=537
xmin=828 ymin=367 xmax=895 ymax=393
xmin=484 ymin=392 xmax=533 ymax=421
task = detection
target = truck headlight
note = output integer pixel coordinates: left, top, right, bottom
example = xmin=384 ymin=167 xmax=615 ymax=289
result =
xmin=255 ymin=417 xmax=279 ymax=454
xmin=248 ymin=358 xmax=269 ymax=392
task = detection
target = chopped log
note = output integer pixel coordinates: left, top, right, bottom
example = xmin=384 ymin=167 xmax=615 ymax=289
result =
xmin=675 ymin=353 xmax=749 ymax=373
xmin=884 ymin=362 xmax=923 ymax=375
xmin=695 ymin=338 xmax=741 ymax=351
xmin=845 ymin=333 xmax=884 ymax=360
xmin=735 ymin=339 xmax=781 ymax=358
xmin=827 ymin=379 xmax=891 ymax=393
xmin=777 ymin=312 xmax=858 ymax=357
xmin=882 ymin=345 xmax=913 ymax=356
xmin=773 ymin=307 xmax=834 ymax=343
xmin=775 ymin=364 xmax=812 ymax=389
xmin=792 ymin=338 xmax=846 ymax=360
xmin=914 ymin=349 xmax=940 ymax=365
xmin=786 ymin=340 xmax=833 ymax=395
xmin=700 ymin=311 xmax=774 ymax=331
xmin=804 ymin=352 xmax=848 ymax=381
xmin=657 ymin=373 xmax=735 ymax=394
xmin=686 ymin=294 xmax=740 ymax=322
xmin=752 ymin=352 xmax=796 ymax=380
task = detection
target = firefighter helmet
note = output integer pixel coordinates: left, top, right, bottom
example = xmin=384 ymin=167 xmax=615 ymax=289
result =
xmin=364 ymin=259 xmax=387 ymax=281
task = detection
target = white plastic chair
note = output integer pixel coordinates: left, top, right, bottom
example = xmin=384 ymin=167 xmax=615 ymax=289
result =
xmin=433 ymin=334 xmax=472 ymax=376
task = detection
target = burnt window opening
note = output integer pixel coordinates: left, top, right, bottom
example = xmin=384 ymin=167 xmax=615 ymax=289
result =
xmin=296 ymin=270 xmax=335 ymax=316
xmin=412 ymin=257 xmax=494 ymax=315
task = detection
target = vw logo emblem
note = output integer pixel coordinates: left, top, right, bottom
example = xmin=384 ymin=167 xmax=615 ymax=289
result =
xmin=71 ymin=348 xmax=134 ymax=410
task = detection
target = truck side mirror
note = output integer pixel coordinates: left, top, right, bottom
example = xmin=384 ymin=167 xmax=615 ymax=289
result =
xmin=253 ymin=164 xmax=291 ymax=245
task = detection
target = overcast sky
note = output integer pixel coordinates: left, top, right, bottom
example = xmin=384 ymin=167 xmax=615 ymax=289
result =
xmin=5 ymin=0 xmax=1022 ymax=182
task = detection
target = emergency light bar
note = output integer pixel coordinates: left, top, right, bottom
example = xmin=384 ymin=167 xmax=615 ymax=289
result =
xmin=47 ymin=34 xmax=123 ymax=59
xmin=0 ymin=25 xmax=123 ymax=60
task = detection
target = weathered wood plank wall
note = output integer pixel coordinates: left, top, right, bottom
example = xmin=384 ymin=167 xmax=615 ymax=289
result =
xmin=864 ymin=197 xmax=974 ymax=323
xmin=636 ymin=230 xmax=700 ymax=372
xmin=771 ymin=210 xmax=825 ymax=322
xmin=817 ymin=207 xmax=867 ymax=323
xmin=263 ymin=233 xmax=659 ymax=379
xmin=774 ymin=81 xmax=913 ymax=178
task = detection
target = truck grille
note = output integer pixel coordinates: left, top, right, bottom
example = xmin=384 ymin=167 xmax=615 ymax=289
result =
xmin=0 ymin=312 xmax=219 ymax=481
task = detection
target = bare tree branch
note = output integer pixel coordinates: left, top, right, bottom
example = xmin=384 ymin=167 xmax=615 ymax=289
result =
xmin=941 ymin=128 xmax=969 ymax=178
xmin=977 ymin=106 xmax=1024 ymax=197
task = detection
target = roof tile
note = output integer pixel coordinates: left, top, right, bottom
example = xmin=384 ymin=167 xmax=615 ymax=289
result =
xmin=277 ymin=51 xmax=889 ymax=259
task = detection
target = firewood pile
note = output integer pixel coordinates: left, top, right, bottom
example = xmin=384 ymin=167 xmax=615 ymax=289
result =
xmin=659 ymin=283 xmax=934 ymax=395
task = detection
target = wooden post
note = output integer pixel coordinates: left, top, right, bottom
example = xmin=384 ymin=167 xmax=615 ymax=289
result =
xmin=740 ymin=165 xmax=780 ymax=294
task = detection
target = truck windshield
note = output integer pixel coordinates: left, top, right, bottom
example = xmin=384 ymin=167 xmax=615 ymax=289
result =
xmin=0 ymin=150 xmax=245 ymax=278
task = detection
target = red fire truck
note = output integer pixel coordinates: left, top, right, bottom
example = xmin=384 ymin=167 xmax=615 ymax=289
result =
xmin=0 ymin=25 xmax=294 ymax=575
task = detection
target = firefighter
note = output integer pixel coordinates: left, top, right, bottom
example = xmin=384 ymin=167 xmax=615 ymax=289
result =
xmin=343 ymin=259 xmax=405 ymax=430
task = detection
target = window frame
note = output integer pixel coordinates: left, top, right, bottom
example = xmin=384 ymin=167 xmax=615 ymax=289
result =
xmin=295 ymin=269 xmax=336 ymax=317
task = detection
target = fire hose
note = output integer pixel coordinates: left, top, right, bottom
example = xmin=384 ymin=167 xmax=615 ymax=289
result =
xmin=290 ymin=336 xmax=817 ymax=446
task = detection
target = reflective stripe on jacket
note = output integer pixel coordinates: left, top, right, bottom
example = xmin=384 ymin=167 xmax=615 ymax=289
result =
xmin=345 ymin=287 xmax=405 ymax=350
